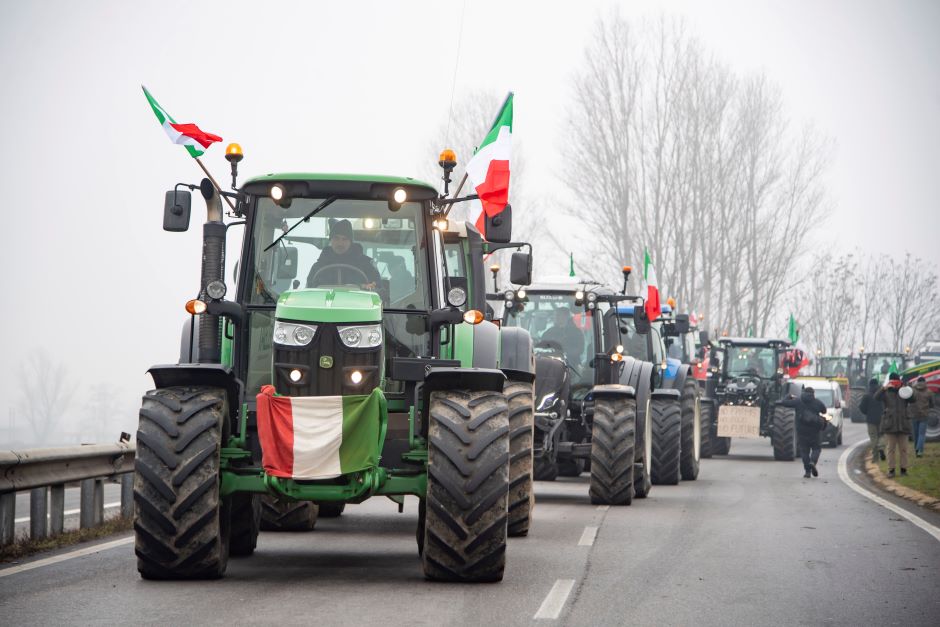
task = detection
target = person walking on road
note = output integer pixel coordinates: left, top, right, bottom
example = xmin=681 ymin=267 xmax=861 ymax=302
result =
xmin=909 ymin=376 xmax=934 ymax=458
xmin=859 ymin=378 xmax=886 ymax=462
xmin=874 ymin=373 xmax=913 ymax=478
xmin=782 ymin=387 xmax=828 ymax=478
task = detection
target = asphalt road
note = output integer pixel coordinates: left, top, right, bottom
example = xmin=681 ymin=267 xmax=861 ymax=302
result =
xmin=2 ymin=422 xmax=938 ymax=626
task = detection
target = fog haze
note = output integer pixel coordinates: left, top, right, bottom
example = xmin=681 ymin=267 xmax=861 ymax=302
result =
xmin=1 ymin=0 xmax=937 ymax=446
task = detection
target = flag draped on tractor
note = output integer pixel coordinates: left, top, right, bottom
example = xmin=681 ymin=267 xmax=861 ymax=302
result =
xmin=643 ymin=248 xmax=661 ymax=321
xmin=142 ymin=85 xmax=223 ymax=158
xmin=256 ymin=385 xmax=386 ymax=480
xmin=466 ymin=93 xmax=513 ymax=233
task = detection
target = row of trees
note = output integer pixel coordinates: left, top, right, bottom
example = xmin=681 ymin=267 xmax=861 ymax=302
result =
xmin=799 ymin=252 xmax=940 ymax=356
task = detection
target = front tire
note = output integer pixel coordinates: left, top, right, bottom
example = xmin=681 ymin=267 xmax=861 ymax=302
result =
xmin=317 ymin=502 xmax=346 ymax=518
xmin=259 ymin=496 xmax=319 ymax=531
xmin=505 ymin=381 xmax=535 ymax=537
xmin=650 ymin=398 xmax=682 ymax=485
xmin=229 ymin=493 xmax=261 ymax=556
xmin=635 ymin=397 xmax=653 ymax=498
xmin=700 ymin=400 xmax=715 ymax=459
xmin=134 ymin=386 xmax=230 ymax=580
xmin=772 ymin=404 xmax=797 ymax=461
xmin=423 ymin=389 xmax=509 ymax=583
xmin=679 ymin=380 xmax=701 ymax=481
xmin=589 ymin=396 xmax=637 ymax=505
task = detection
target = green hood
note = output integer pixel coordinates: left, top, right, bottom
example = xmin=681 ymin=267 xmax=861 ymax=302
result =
xmin=276 ymin=288 xmax=382 ymax=324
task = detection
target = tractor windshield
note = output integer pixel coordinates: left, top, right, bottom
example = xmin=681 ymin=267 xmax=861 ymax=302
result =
xmin=615 ymin=315 xmax=652 ymax=362
xmin=504 ymin=292 xmax=595 ymax=386
xmin=867 ymin=355 xmax=902 ymax=381
xmin=250 ymin=197 xmax=430 ymax=309
xmin=819 ymin=358 xmax=848 ymax=377
xmin=725 ymin=345 xmax=777 ymax=378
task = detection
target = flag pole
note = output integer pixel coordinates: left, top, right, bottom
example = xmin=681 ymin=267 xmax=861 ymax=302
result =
xmin=194 ymin=157 xmax=236 ymax=212
xmin=452 ymin=172 xmax=469 ymax=198
xmin=453 ymin=91 xmax=512 ymax=199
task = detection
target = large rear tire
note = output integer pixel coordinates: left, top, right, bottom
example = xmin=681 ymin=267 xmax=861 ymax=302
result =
xmin=650 ymin=398 xmax=682 ymax=485
xmin=533 ymin=456 xmax=558 ymax=481
xmin=229 ymin=493 xmax=261 ymax=557
xmin=679 ymin=380 xmax=701 ymax=481
xmin=772 ymin=404 xmax=798 ymax=461
xmin=134 ymin=386 xmax=230 ymax=580
xmin=589 ymin=396 xmax=637 ymax=505
xmin=259 ymin=496 xmax=319 ymax=531
xmin=423 ymin=389 xmax=509 ymax=583
xmin=848 ymin=387 xmax=865 ymax=423
xmin=635 ymin=396 xmax=653 ymax=498
xmin=700 ymin=400 xmax=715 ymax=459
xmin=557 ymin=458 xmax=585 ymax=477
xmin=505 ymin=381 xmax=535 ymax=538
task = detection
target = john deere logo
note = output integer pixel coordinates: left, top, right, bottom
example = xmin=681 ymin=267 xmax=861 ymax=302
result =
xmin=319 ymin=356 xmax=334 ymax=369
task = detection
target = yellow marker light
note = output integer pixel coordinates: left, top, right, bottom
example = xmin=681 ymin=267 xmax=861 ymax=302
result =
xmin=490 ymin=264 xmax=500 ymax=272
xmin=666 ymin=297 xmax=676 ymax=308
xmin=185 ymin=299 xmax=207 ymax=315
xmin=623 ymin=265 xmax=632 ymax=273
xmin=439 ymin=148 xmax=457 ymax=164
xmin=433 ymin=219 xmax=449 ymax=231
xmin=225 ymin=142 xmax=243 ymax=162
xmin=611 ymin=353 xmax=623 ymax=362
xmin=463 ymin=310 xmax=484 ymax=325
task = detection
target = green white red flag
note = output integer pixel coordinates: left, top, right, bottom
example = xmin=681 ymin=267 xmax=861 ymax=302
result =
xmin=256 ymin=385 xmax=384 ymax=479
xmin=142 ymin=85 xmax=222 ymax=158
xmin=466 ymin=93 xmax=513 ymax=233
xmin=643 ymin=248 xmax=661 ymax=321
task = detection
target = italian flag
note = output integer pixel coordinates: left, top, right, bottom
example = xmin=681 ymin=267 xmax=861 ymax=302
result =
xmin=643 ymin=248 xmax=661 ymax=321
xmin=142 ymin=85 xmax=222 ymax=158
xmin=466 ymin=93 xmax=513 ymax=233
xmin=256 ymin=385 xmax=385 ymax=479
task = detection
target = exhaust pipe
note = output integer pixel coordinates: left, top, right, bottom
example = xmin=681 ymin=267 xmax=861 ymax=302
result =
xmin=198 ymin=178 xmax=225 ymax=363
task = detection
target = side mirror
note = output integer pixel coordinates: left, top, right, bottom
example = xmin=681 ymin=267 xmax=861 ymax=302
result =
xmin=275 ymin=246 xmax=299 ymax=279
xmin=509 ymin=251 xmax=532 ymax=286
xmin=699 ymin=330 xmax=710 ymax=345
xmin=634 ymin=307 xmax=651 ymax=334
xmin=484 ymin=204 xmax=512 ymax=243
xmin=163 ymin=189 xmax=192 ymax=232
xmin=834 ymin=400 xmax=841 ymax=409
xmin=675 ymin=314 xmax=690 ymax=334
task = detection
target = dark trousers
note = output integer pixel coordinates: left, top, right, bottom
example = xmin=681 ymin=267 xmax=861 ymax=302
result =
xmin=799 ymin=441 xmax=821 ymax=470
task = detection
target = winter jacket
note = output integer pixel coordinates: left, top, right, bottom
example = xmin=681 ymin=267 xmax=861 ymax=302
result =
xmin=859 ymin=382 xmax=885 ymax=426
xmin=306 ymin=243 xmax=381 ymax=288
xmin=908 ymin=381 xmax=935 ymax=420
xmin=781 ymin=391 xmax=827 ymax=445
xmin=874 ymin=385 xmax=912 ymax=434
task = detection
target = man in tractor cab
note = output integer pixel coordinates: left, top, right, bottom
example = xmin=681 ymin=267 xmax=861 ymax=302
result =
xmin=540 ymin=307 xmax=585 ymax=364
xmin=306 ymin=219 xmax=382 ymax=290
xmin=746 ymin=351 xmax=767 ymax=377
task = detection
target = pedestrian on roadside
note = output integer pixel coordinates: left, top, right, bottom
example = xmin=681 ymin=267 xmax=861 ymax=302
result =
xmin=874 ymin=373 xmax=914 ymax=478
xmin=859 ymin=378 xmax=886 ymax=462
xmin=908 ymin=376 xmax=934 ymax=458
xmin=782 ymin=387 xmax=828 ymax=478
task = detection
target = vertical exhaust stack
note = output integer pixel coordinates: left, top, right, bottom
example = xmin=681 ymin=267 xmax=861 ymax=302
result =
xmin=198 ymin=178 xmax=225 ymax=363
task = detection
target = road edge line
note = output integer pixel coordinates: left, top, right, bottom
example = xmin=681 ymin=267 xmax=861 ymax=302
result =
xmin=0 ymin=536 xmax=133 ymax=578
xmin=838 ymin=438 xmax=940 ymax=543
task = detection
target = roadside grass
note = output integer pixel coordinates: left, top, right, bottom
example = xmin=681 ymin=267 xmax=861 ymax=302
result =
xmin=0 ymin=515 xmax=133 ymax=563
xmin=877 ymin=441 xmax=940 ymax=500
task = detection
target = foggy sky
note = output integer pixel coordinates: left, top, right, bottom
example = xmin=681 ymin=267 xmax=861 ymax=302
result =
xmin=1 ymin=0 xmax=937 ymax=446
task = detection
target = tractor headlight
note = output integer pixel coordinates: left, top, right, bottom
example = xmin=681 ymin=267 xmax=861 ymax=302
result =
xmin=504 ymin=290 xmax=515 ymax=300
xmin=273 ymin=321 xmax=317 ymax=347
xmin=587 ymin=292 xmax=597 ymax=302
xmin=205 ymin=280 xmax=226 ymax=300
xmin=338 ymin=324 xmax=383 ymax=348
xmin=447 ymin=287 xmax=467 ymax=307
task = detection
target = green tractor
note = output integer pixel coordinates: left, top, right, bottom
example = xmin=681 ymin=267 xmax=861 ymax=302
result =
xmin=133 ymin=148 xmax=535 ymax=582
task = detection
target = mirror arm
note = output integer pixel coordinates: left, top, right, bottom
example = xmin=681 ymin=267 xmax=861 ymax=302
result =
xmin=483 ymin=241 xmax=532 ymax=255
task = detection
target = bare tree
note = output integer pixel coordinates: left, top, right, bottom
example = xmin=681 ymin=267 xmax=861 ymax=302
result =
xmin=801 ymin=253 xmax=859 ymax=355
xmin=884 ymin=253 xmax=940 ymax=353
xmin=16 ymin=349 xmax=76 ymax=446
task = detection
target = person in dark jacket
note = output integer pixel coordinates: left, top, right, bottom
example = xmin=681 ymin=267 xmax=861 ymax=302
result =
xmin=782 ymin=387 xmax=828 ymax=478
xmin=306 ymin=219 xmax=381 ymax=289
xmin=874 ymin=373 xmax=914 ymax=478
xmin=908 ymin=377 xmax=934 ymax=458
xmin=859 ymin=378 xmax=886 ymax=462
xmin=540 ymin=307 xmax=586 ymax=363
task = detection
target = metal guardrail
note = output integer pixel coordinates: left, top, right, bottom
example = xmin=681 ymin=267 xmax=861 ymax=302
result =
xmin=0 ymin=444 xmax=136 ymax=546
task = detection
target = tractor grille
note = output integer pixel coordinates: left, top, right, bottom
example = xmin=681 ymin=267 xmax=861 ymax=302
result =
xmin=273 ymin=323 xmax=381 ymax=396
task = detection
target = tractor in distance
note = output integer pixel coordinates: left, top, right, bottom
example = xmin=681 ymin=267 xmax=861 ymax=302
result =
xmin=133 ymin=145 xmax=535 ymax=582
xmin=846 ymin=351 xmax=909 ymax=421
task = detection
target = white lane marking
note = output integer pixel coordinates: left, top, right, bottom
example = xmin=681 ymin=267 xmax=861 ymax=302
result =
xmin=14 ymin=502 xmax=122 ymax=524
xmin=838 ymin=438 xmax=940 ymax=544
xmin=595 ymin=505 xmax=609 ymax=512
xmin=578 ymin=526 xmax=598 ymax=546
xmin=534 ymin=578 xmax=576 ymax=620
xmin=0 ymin=536 xmax=133 ymax=578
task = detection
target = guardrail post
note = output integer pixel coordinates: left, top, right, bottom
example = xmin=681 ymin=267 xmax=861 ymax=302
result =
xmin=121 ymin=473 xmax=134 ymax=518
xmin=80 ymin=479 xmax=94 ymax=529
xmin=50 ymin=484 xmax=65 ymax=535
xmin=0 ymin=492 xmax=14 ymax=546
xmin=30 ymin=486 xmax=48 ymax=540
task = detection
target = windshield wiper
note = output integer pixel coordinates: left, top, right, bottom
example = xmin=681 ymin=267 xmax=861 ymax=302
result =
xmin=264 ymin=196 xmax=338 ymax=252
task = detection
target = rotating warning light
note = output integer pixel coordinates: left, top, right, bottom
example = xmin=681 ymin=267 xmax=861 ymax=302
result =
xmin=224 ymin=143 xmax=243 ymax=163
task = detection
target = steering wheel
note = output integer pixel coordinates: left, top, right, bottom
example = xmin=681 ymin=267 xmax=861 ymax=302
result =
xmin=535 ymin=339 xmax=565 ymax=353
xmin=309 ymin=264 xmax=371 ymax=288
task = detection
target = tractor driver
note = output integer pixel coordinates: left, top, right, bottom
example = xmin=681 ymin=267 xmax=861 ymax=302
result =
xmin=540 ymin=307 xmax=585 ymax=363
xmin=306 ymin=219 xmax=382 ymax=290
xmin=746 ymin=351 xmax=767 ymax=377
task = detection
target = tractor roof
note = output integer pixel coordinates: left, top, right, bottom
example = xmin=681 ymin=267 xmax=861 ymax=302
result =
xmin=718 ymin=337 xmax=790 ymax=347
xmin=616 ymin=304 xmax=673 ymax=316
xmin=241 ymin=173 xmax=438 ymax=200
xmin=524 ymin=281 xmax=615 ymax=296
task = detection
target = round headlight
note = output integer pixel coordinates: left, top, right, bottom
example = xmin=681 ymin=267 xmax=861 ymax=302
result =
xmin=293 ymin=326 xmax=314 ymax=345
xmin=350 ymin=370 xmax=363 ymax=384
xmin=616 ymin=344 xmax=624 ymax=354
xmin=447 ymin=287 xmax=467 ymax=307
xmin=367 ymin=327 xmax=383 ymax=346
xmin=504 ymin=290 xmax=515 ymax=300
xmin=206 ymin=280 xmax=226 ymax=300
xmin=393 ymin=187 xmax=407 ymax=204
xmin=289 ymin=369 xmax=303 ymax=382
xmin=274 ymin=326 xmax=288 ymax=343
xmin=517 ymin=289 xmax=526 ymax=299
xmin=587 ymin=292 xmax=597 ymax=302
xmin=341 ymin=327 xmax=362 ymax=346
xmin=505 ymin=299 xmax=513 ymax=309
xmin=575 ymin=290 xmax=584 ymax=301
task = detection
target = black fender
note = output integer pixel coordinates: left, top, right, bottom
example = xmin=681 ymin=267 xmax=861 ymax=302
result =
xmin=179 ymin=316 xmax=200 ymax=363
xmin=591 ymin=384 xmax=636 ymax=400
xmin=423 ymin=366 xmax=506 ymax=394
xmin=651 ymin=388 xmax=681 ymax=401
xmin=499 ymin=326 xmax=535 ymax=383
xmin=672 ymin=364 xmax=692 ymax=394
xmin=471 ymin=320 xmax=501 ymax=370
xmin=147 ymin=363 xmax=243 ymax=423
